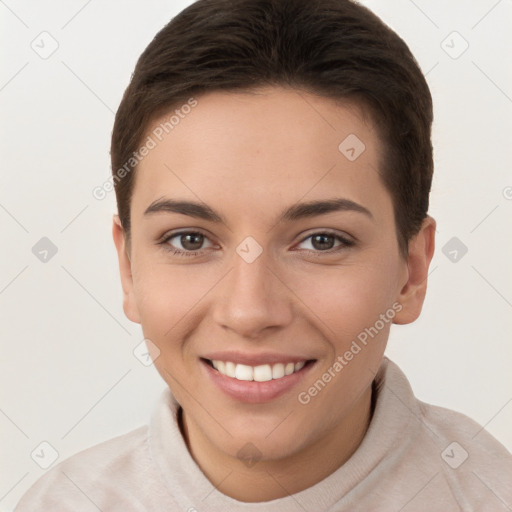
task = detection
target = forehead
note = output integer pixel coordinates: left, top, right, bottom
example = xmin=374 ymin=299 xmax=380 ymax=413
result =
xmin=131 ymin=87 xmax=389 ymax=224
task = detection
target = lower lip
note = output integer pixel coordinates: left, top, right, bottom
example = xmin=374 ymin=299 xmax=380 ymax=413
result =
xmin=201 ymin=359 xmax=315 ymax=404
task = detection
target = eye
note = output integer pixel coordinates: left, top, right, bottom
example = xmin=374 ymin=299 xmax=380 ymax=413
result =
xmin=158 ymin=229 xmax=355 ymax=258
xmin=160 ymin=231 xmax=215 ymax=256
xmin=296 ymin=231 xmax=354 ymax=253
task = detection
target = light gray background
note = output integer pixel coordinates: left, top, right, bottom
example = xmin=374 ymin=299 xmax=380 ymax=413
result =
xmin=1 ymin=0 xmax=511 ymax=509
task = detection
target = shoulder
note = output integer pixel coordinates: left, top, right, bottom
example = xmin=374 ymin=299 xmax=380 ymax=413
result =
xmin=14 ymin=426 xmax=169 ymax=511
xmin=417 ymin=399 xmax=512 ymax=509
xmin=377 ymin=358 xmax=512 ymax=510
xmin=418 ymin=398 xmax=511 ymax=461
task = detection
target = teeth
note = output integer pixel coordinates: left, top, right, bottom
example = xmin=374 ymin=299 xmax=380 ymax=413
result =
xmin=210 ymin=359 xmax=309 ymax=381
xmin=253 ymin=364 xmax=273 ymax=382
xmin=225 ymin=361 xmax=236 ymax=378
xmin=235 ymin=364 xmax=253 ymax=381
xmin=295 ymin=361 xmax=305 ymax=371
xmin=272 ymin=363 xmax=285 ymax=379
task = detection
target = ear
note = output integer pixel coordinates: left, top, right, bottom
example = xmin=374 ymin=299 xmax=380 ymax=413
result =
xmin=393 ymin=215 xmax=436 ymax=325
xmin=112 ymin=214 xmax=141 ymax=324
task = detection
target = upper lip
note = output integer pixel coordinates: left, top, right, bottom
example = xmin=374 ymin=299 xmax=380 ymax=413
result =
xmin=201 ymin=351 xmax=315 ymax=366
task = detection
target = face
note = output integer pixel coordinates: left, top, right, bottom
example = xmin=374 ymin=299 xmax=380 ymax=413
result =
xmin=113 ymin=87 xmax=433 ymax=464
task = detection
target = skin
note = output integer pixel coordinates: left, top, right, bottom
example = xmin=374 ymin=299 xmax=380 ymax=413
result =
xmin=112 ymin=86 xmax=436 ymax=502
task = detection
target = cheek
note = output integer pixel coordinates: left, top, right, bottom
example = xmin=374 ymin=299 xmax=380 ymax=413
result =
xmin=131 ymin=259 xmax=221 ymax=354
xmin=291 ymin=261 xmax=398 ymax=342
xmin=131 ymin=258 xmax=184 ymax=335
xmin=131 ymin=263 xmax=207 ymax=390
xmin=133 ymin=251 xmax=203 ymax=311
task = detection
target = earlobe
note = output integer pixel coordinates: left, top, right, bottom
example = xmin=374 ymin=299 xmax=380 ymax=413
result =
xmin=393 ymin=215 xmax=436 ymax=325
xmin=112 ymin=214 xmax=141 ymax=324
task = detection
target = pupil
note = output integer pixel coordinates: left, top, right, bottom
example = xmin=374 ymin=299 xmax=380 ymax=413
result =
xmin=182 ymin=233 xmax=203 ymax=250
xmin=312 ymin=234 xmax=334 ymax=250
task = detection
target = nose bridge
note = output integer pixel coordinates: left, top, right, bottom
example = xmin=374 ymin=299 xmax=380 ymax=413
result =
xmin=212 ymin=246 xmax=293 ymax=337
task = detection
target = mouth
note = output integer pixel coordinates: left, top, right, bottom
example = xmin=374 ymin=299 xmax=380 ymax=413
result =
xmin=201 ymin=358 xmax=316 ymax=382
xmin=200 ymin=356 xmax=317 ymax=404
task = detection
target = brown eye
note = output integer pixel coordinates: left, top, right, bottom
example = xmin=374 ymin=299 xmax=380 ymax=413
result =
xmin=297 ymin=232 xmax=354 ymax=253
xmin=162 ymin=231 xmax=215 ymax=256
xmin=311 ymin=234 xmax=336 ymax=250
xmin=179 ymin=232 xmax=204 ymax=250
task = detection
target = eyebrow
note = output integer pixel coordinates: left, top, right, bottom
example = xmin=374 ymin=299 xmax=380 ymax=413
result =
xmin=143 ymin=197 xmax=373 ymax=224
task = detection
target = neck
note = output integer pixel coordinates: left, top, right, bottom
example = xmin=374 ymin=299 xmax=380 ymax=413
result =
xmin=178 ymin=382 xmax=375 ymax=502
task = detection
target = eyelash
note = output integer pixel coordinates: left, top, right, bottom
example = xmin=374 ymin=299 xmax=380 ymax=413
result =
xmin=158 ymin=230 xmax=355 ymax=258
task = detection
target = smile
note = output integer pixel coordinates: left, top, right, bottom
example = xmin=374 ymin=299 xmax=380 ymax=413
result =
xmin=200 ymin=353 xmax=317 ymax=403
xmin=206 ymin=359 xmax=309 ymax=382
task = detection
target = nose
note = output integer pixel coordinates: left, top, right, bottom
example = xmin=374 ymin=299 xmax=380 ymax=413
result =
xmin=211 ymin=249 xmax=294 ymax=339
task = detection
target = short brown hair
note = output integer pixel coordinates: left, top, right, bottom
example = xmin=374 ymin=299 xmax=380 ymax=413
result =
xmin=111 ymin=0 xmax=433 ymax=257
